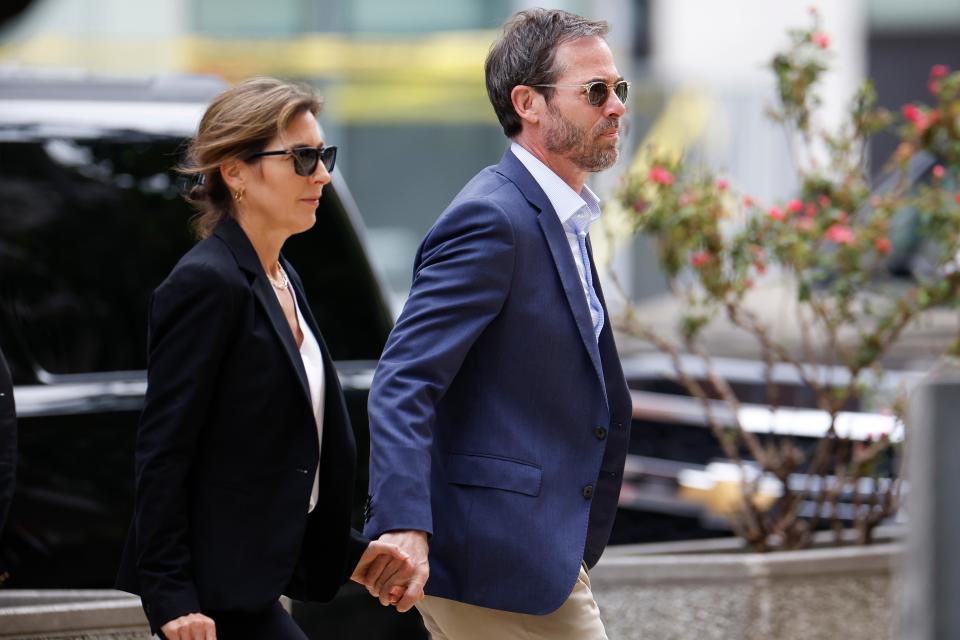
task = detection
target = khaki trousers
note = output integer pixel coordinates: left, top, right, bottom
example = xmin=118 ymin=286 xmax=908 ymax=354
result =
xmin=416 ymin=565 xmax=608 ymax=640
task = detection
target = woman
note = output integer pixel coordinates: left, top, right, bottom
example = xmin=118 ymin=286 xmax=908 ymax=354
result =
xmin=116 ymin=78 xmax=411 ymax=639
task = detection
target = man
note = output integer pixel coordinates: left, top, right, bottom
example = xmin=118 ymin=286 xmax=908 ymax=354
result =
xmin=364 ymin=8 xmax=632 ymax=639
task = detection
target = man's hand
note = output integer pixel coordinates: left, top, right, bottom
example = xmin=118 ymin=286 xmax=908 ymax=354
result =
xmin=373 ymin=530 xmax=429 ymax=612
xmin=350 ymin=539 xmax=415 ymax=601
xmin=160 ymin=612 xmax=216 ymax=640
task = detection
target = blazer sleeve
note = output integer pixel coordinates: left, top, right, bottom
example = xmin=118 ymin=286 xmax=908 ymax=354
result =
xmin=364 ymin=198 xmax=515 ymax=538
xmin=133 ymin=262 xmax=238 ymax=629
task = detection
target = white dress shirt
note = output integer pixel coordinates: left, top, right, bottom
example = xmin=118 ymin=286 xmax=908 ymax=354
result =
xmin=292 ymin=290 xmax=325 ymax=513
xmin=510 ymin=142 xmax=603 ymax=334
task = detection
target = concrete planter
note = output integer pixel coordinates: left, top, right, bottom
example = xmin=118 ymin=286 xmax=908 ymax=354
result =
xmin=0 ymin=591 xmax=150 ymax=640
xmin=592 ymin=534 xmax=900 ymax=640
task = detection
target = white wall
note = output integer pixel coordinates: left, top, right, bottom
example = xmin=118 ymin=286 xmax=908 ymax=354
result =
xmin=649 ymin=0 xmax=867 ymax=202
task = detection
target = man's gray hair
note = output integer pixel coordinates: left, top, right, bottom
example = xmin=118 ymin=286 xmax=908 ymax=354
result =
xmin=485 ymin=8 xmax=609 ymax=138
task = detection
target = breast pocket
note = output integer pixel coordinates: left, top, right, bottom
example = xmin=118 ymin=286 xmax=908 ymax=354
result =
xmin=445 ymin=452 xmax=542 ymax=497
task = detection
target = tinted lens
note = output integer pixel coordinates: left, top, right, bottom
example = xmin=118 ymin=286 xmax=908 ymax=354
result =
xmin=291 ymin=148 xmax=320 ymax=176
xmin=289 ymin=146 xmax=337 ymax=176
xmin=585 ymin=82 xmax=608 ymax=107
xmin=320 ymin=146 xmax=337 ymax=172
xmin=614 ymin=81 xmax=629 ymax=104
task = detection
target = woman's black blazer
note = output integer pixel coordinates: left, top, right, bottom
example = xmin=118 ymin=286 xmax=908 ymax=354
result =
xmin=116 ymin=217 xmax=367 ymax=633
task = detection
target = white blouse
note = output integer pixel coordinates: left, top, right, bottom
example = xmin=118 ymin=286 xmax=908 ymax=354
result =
xmin=292 ymin=290 xmax=325 ymax=513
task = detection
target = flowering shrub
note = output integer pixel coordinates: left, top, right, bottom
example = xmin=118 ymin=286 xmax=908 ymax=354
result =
xmin=615 ymin=13 xmax=960 ymax=551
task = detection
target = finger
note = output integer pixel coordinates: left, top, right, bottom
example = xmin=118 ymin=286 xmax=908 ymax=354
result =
xmin=161 ymin=622 xmax=182 ymax=640
xmin=386 ymin=584 xmax=405 ymax=606
xmin=378 ymin=572 xmax=407 ymax=606
xmin=396 ymin=582 xmax=424 ymax=613
xmin=191 ymin=620 xmax=206 ymax=640
xmin=364 ymin=552 xmax=394 ymax=592
xmin=205 ymin=618 xmax=217 ymax=640
xmin=374 ymin=555 xmax=407 ymax=595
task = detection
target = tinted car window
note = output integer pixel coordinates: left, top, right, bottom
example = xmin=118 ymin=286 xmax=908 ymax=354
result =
xmin=0 ymin=135 xmax=391 ymax=383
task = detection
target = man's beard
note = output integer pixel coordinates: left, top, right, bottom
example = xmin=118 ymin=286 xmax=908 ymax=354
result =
xmin=543 ymin=103 xmax=619 ymax=172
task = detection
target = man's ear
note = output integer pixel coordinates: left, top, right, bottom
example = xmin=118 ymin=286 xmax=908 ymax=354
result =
xmin=511 ymin=85 xmax=544 ymax=127
xmin=220 ymin=158 xmax=245 ymax=193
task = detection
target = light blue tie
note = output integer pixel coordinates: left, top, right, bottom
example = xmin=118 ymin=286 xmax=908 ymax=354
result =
xmin=567 ymin=210 xmax=605 ymax=340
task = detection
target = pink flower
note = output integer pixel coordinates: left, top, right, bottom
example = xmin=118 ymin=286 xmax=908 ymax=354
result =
xmin=933 ymin=164 xmax=945 ymax=179
xmin=874 ymin=237 xmax=892 ymax=254
xmin=825 ymin=224 xmax=855 ymax=245
xmin=929 ymin=80 xmax=941 ymax=96
xmin=754 ymin=261 xmax=767 ymax=275
xmin=716 ymin=179 xmax=729 ymax=191
xmin=903 ymin=104 xmax=938 ymax=132
xmin=768 ymin=206 xmax=786 ymax=221
xmin=631 ymin=199 xmax=648 ymax=213
xmin=743 ymin=195 xmax=756 ymax=208
xmin=837 ymin=210 xmax=849 ymax=224
xmin=787 ymin=199 xmax=803 ymax=214
xmin=930 ymin=64 xmax=950 ymax=79
xmin=902 ymin=104 xmax=922 ymax=124
xmin=649 ymin=166 xmax=674 ymax=185
xmin=811 ymin=31 xmax=830 ymax=49
xmin=955 ymin=193 xmax=960 ymax=205
xmin=743 ymin=277 xmax=755 ymax=289
xmin=805 ymin=203 xmax=818 ymax=217
xmin=691 ymin=250 xmax=711 ymax=268
xmin=796 ymin=217 xmax=816 ymax=231
xmin=817 ymin=195 xmax=831 ymax=208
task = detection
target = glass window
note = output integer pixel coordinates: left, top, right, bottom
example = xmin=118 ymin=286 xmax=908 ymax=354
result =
xmin=0 ymin=134 xmax=390 ymax=383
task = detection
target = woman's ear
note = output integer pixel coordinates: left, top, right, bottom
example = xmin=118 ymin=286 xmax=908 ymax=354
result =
xmin=220 ymin=158 xmax=245 ymax=194
xmin=511 ymin=85 xmax=544 ymax=127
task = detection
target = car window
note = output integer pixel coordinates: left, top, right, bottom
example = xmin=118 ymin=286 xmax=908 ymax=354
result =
xmin=0 ymin=134 xmax=391 ymax=383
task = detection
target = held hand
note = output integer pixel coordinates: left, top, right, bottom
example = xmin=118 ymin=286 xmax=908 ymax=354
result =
xmin=350 ymin=539 xmax=415 ymax=601
xmin=374 ymin=530 xmax=429 ymax=612
xmin=159 ymin=612 xmax=216 ymax=640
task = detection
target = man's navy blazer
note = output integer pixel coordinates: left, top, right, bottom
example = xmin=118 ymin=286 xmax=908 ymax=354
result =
xmin=116 ymin=218 xmax=367 ymax=633
xmin=364 ymin=149 xmax=632 ymax=615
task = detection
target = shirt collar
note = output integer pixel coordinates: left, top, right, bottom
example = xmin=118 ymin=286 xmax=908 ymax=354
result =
xmin=510 ymin=142 xmax=602 ymax=227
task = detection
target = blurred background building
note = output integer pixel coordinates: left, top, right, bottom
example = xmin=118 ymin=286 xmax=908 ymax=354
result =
xmin=1 ymin=0 xmax=957 ymax=306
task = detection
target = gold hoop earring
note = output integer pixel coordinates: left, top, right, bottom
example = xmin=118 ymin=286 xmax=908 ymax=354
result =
xmin=234 ymin=188 xmax=245 ymax=203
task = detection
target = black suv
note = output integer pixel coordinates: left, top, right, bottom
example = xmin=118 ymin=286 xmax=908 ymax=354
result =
xmin=0 ymin=70 xmax=426 ymax=638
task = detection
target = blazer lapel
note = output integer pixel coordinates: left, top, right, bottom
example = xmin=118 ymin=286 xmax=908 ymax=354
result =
xmin=494 ymin=150 xmax=606 ymax=397
xmin=213 ymin=218 xmax=312 ymax=408
xmin=284 ymin=261 xmax=356 ymax=454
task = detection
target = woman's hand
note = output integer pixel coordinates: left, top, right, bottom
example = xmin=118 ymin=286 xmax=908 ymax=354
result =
xmin=371 ymin=531 xmax=429 ymax=612
xmin=160 ymin=612 xmax=216 ymax=640
xmin=350 ymin=539 xmax=416 ymax=605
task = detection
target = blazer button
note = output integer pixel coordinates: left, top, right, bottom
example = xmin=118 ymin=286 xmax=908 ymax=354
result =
xmin=582 ymin=484 xmax=595 ymax=499
xmin=594 ymin=427 xmax=607 ymax=440
xmin=296 ymin=467 xmax=309 ymax=475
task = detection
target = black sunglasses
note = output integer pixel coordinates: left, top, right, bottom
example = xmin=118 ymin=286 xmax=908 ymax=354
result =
xmin=247 ymin=145 xmax=337 ymax=177
xmin=531 ymin=80 xmax=629 ymax=107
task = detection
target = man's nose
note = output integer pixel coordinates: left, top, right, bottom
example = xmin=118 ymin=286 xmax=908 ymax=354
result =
xmin=604 ymin=89 xmax=626 ymax=118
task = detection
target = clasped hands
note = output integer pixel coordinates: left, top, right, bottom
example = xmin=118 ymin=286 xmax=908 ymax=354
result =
xmin=350 ymin=530 xmax=429 ymax=613
xmin=160 ymin=532 xmax=428 ymax=639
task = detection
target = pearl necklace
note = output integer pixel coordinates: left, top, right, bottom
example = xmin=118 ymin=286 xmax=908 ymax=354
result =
xmin=267 ymin=263 xmax=290 ymax=290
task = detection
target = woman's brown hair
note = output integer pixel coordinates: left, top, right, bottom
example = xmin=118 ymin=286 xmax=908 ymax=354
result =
xmin=180 ymin=77 xmax=322 ymax=239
